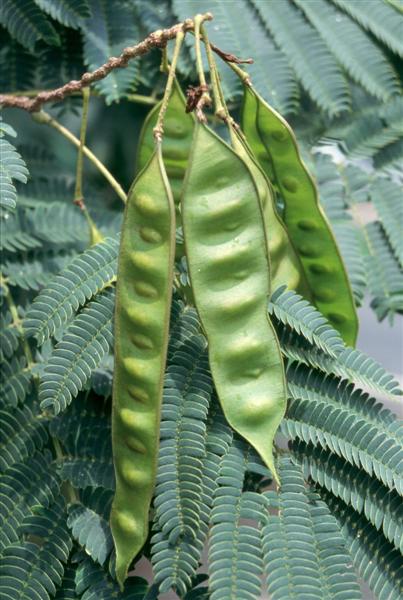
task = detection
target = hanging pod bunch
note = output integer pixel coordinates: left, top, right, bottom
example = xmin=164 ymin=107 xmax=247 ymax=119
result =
xmin=111 ymin=17 xmax=360 ymax=589
xmin=181 ymin=122 xmax=287 ymax=480
xmin=241 ymin=85 xmax=358 ymax=346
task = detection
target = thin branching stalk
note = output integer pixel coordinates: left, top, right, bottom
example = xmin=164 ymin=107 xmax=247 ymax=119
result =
xmin=154 ymin=30 xmax=186 ymax=141
xmin=73 ymin=89 xmax=104 ymax=244
xmin=32 ymin=110 xmax=127 ymax=203
xmin=0 ymin=15 xmax=212 ymax=112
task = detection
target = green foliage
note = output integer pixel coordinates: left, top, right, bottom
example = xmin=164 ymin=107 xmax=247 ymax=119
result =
xmin=35 ymin=0 xmax=91 ymax=29
xmin=0 ymin=122 xmax=28 ymax=214
xmin=325 ymin=492 xmax=403 ymax=600
xmin=0 ymin=495 xmax=72 ymax=600
xmin=371 ymin=179 xmax=403 ymax=267
xmin=0 ymin=405 xmax=48 ymax=471
xmin=75 ymin=558 xmax=148 ymax=599
xmin=0 ymin=451 xmax=59 ymax=552
xmin=209 ymin=441 xmax=265 ymax=600
xmin=155 ymin=335 xmax=211 ymax=544
xmin=332 ymin=0 xmax=403 ymax=57
xmin=364 ymin=221 xmax=403 ymax=321
xmin=82 ymin=0 xmax=140 ymax=103
xmin=251 ymin=0 xmax=350 ymax=116
xmin=291 ymin=441 xmax=403 ymax=552
xmin=313 ymin=153 xmax=403 ymax=320
xmin=49 ymin=397 xmax=115 ymax=490
xmin=283 ymin=362 xmax=403 ymax=492
xmin=262 ymin=457 xmax=361 ymax=599
xmin=0 ymin=312 xmax=20 ymax=361
xmin=294 ymin=0 xmax=399 ymax=102
xmin=24 ymin=237 xmax=119 ymax=344
xmin=39 ymin=287 xmax=114 ymax=414
xmin=67 ymin=487 xmax=114 ymax=565
xmin=0 ymin=356 xmax=32 ymax=406
xmin=0 ymin=0 xmax=60 ymax=51
xmin=171 ymin=0 xmax=402 ymax=115
xmin=0 ymin=35 xmax=37 ymax=92
xmin=269 ymin=285 xmax=344 ymax=357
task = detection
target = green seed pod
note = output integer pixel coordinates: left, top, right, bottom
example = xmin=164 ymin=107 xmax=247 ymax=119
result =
xmin=182 ymin=122 xmax=286 ymax=481
xmin=229 ymin=126 xmax=311 ymax=298
xmin=110 ymin=144 xmax=175 ymax=588
xmin=137 ymin=78 xmax=195 ymax=220
xmin=241 ymin=85 xmax=358 ymax=346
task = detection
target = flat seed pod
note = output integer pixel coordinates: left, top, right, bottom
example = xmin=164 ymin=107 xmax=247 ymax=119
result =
xmin=242 ymin=85 xmax=358 ymax=346
xmin=110 ymin=144 xmax=175 ymax=588
xmin=137 ymin=78 xmax=195 ymax=219
xmin=182 ymin=122 xmax=286 ymax=481
xmin=229 ymin=126 xmax=311 ymax=299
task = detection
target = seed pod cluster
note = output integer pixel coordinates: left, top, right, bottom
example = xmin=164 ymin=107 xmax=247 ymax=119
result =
xmin=111 ymin=76 xmax=358 ymax=589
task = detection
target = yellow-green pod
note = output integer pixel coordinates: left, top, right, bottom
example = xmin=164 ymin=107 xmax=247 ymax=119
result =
xmin=110 ymin=144 xmax=175 ymax=588
xmin=241 ymin=86 xmax=358 ymax=346
xmin=137 ymin=78 xmax=195 ymax=219
xmin=182 ymin=122 xmax=286 ymax=481
xmin=229 ymin=125 xmax=311 ymax=299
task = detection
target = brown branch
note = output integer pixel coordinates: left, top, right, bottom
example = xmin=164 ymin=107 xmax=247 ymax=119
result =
xmin=0 ymin=14 xmax=213 ymax=112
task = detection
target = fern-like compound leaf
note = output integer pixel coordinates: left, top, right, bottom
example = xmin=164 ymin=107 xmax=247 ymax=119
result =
xmin=49 ymin=397 xmax=114 ymax=490
xmin=0 ymin=451 xmax=59 ymax=552
xmin=0 ymin=212 xmax=41 ymax=252
xmin=67 ymin=488 xmax=114 ymax=565
xmin=54 ymin=561 xmax=78 ymax=600
xmin=24 ymin=236 xmax=119 ymax=344
xmin=332 ymin=0 xmax=403 ymax=58
xmin=364 ymin=221 xmax=403 ymax=321
xmin=325 ymin=492 xmax=403 ymax=600
xmin=0 ymin=0 xmax=60 ymax=51
xmin=155 ymin=335 xmax=211 ymax=543
xmin=292 ymin=441 xmax=403 ymax=552
xmin=39 ymin=287 xmax=115 ymax=414
xmin=261 ymin=457 xmax=361 ymax=599
xmin=0 ymin=495 xmax=72 ymax=599
xmin=0 ymin=36 xmax=37 ymax=92
xmin=279 ymin=326 xmax=402 ymax=397
xmin=35 ymin=0 xmax=91 ymax=29
xmin=209 ymin=439 xmax=265 ymax=600
xmin=152 ymin=405 xmax=233 ymax=597
xmin=0 ymin=133 xmax=28 ymax=214
xmin=3 ymin=251 xmax=76 ymax=292
xmin=370 ymin=179 xmax=403 ymax=268
xmin=0 ymin=312 xmax=20 ymax=363
xmin=282 ymin=362 xmax=403 ymax=492
xmin=314 ymin=154 xmax=367 ymax=306
xmin=151 ymin=313 xmax=232 ymax=597
xmin=82 ymin=0 xmax=139 ymax=103
xmin=75 ymin=557 xmax=148 ymax=599
xmin=27 ymin=202 xmax=90 ymax=245
xmin=0 ymin=356 xmax=32 ymax=407
xmin=0 ymin=405 xmax=48 ymax=472
xmin=252 ymin=0 xmax=350 ymax=116
xmin=168 ymin=298 xmax=201 ymax=357
xmin=270 ymin=286 xmax=344 ymax=357
xmin=295 ymin=0 xmax=399 ymax=101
